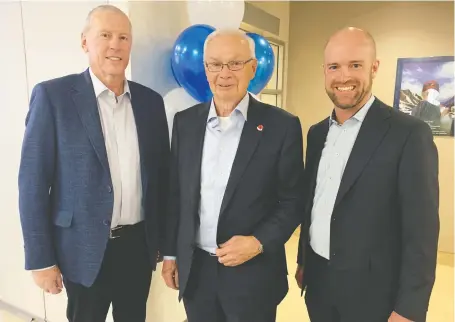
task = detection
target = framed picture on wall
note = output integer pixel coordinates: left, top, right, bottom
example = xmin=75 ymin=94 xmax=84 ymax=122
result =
xmin=393 ymin=56 xmax=454 ymax=136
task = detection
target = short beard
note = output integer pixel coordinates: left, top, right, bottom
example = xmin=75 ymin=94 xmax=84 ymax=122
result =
xmin=327 ymin=76 xmax=373 ymax=110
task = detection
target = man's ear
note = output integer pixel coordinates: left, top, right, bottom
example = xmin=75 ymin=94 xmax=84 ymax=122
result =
xmin=371 ymin=59 xmax=380 ymax=79
xmin=81 ymin=33 xmax=88 ymax=53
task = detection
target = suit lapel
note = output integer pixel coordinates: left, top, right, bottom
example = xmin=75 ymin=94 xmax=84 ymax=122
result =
xmin=219 ymin=99 xmax=264 ymax=217
xmin=307 ymin=118 xmax=330 ymax=203
xmin=305 ymin=118 xmax=329 ymax=221
xmin=129 ymin=83 xmax=150 ymax=194
xmin=71 ymin=70 xmax=110 ymax=174
xmin=188 ymin=103 xmax=211 ymax=216
xmin=334 ymin=100 xmax=391 ymax=208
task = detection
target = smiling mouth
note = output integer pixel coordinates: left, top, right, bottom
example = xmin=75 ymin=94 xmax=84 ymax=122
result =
xmin=218 ymin=84 xmax=233 ymax=88
xmin=106 ymin=57 xmax=121 ymax=61
xmin=336 ymin=85 xmax=356 ymax=92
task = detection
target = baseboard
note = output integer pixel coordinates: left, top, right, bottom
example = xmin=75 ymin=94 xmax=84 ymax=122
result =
xmin=0 ymin=299 xmax=46 ymax=322
xmin=0 ymin=298 xmax=188 ymax=322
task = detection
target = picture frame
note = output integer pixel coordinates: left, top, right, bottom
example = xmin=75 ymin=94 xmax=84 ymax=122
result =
xmin=393 ymin=56 xmax=454 ymax=136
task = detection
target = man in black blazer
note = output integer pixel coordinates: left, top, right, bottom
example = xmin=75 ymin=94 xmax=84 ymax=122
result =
xmin=295 ymin=27 xmax=439 ymax=322
xmin=162 ymin=29 xmax=304 ymax=322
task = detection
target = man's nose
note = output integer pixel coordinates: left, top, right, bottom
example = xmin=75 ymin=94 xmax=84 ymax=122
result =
xmin=109 ymin=37 xmax=121 ymax=50
xmin=219 ymin=66 xmax=232 ymax=78
xmin=339 ymin=66 xmax=352 ymax=83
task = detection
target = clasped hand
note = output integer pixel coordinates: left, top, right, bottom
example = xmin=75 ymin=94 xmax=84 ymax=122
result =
xmin=162 ymin=236 xmax=262 ymax=290
xmin=215 ymin=235 xmax=261 ymax=267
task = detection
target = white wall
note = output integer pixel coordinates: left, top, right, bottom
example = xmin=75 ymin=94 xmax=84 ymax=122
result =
xmin=241 ymin=1 xmax=290 ymax=109
xmin=0 ymin=2 xmax=45 ymax=318
xmin=0 ymin=2 xmax=114 ymax=321
xmin=129 ymin=1 xmax=189 ymax=97
xmin=129 ymin=2 xmax=189 ymax=321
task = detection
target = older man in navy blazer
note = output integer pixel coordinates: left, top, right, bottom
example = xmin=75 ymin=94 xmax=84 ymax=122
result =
xmin=18 ymin=5 xmax=169 ymax=322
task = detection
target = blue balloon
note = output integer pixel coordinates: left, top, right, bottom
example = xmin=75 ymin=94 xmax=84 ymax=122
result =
xmin=247 ymin=33 xmax=275 ymax=94
xmin=170 ymin=59 xmax=181 ymax=87
xmin=171 ymin=24 xmax=215 ymax=102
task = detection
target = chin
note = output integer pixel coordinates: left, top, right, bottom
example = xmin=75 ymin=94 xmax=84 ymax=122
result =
xmin=216 ymin=91 xmax=235 ymax=100
xmin=104 ymin=64 xmax=126 ymax=72
xmin=335 ymin=96 xmax=364 ymax=110
xmin=336 ymin=103 xmax=356 ymax=110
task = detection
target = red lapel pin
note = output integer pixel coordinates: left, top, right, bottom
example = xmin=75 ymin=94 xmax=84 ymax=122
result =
xmin=257 ymin=124 xmax=264 ymax=131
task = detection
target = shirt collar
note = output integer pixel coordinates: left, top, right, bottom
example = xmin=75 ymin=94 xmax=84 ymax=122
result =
xmin=89 ymin=68 xmax=131 ymax=98
xmin=207 ymin=93 xmax=250 ymax=124
xmin=329 ymin=94 xmax=375 ymax=125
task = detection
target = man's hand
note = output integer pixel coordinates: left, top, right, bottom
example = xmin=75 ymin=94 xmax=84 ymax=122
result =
xmin=32 ymin=266 xmax=63 ymax=294
xmin=162 ymin=259 xmax=179 ymax=290
xmin=388 ymin=311 xmax=413 ymax=322
xmin=295 ymin=265 xmax=304 ymax=289
xmin=215 ymin=236 xmax=262 ymax=267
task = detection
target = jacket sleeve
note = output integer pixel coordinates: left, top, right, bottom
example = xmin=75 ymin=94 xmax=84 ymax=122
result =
xmin=18 ymin=83 xmax=57 ymax=270
xmin=253 ymin=115 xmax=305 ymax=254
xmin=297 ymin=125 xmax=314 ymax=265
xmin=395 ymin=121 xmax=439 ymax=321
xmin=157 ymin=94 xmax=171 ymax=257
xmin=163 ymin=113 xmax=180 ymax=257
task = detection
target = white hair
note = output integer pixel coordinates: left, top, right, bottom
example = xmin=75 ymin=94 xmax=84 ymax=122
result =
xmin=203 ymin=29 xmax=256 ymax=60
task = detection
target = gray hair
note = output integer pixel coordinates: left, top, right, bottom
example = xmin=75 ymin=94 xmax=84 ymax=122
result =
xmin=82 ymin=4 xmax=131 ymax=34
xmin=203 ymin=29 xmax=256 ymax=60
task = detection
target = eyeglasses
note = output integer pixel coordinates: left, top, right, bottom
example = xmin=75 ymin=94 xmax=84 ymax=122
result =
xmin=205 ymin=58 xmax=254 ymax=72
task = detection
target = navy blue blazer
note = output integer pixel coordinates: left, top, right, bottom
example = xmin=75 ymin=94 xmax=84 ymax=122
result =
xmin=18 ymin=69 xmax=170 ymax=287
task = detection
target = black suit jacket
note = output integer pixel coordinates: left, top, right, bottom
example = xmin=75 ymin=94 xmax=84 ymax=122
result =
xmin=297 ymin=98 xmax=439 ymax=321
xmin=165 ymin=95 xmax=304 ymax=312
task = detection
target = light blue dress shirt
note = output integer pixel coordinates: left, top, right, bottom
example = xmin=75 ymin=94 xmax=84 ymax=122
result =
xmin=164 ymin=94 xmax=249 ymax=260
xmin=309 ymin=95 xmax=375 ymax=259
xmin=196 ymin=94 xmax=249 ymax=254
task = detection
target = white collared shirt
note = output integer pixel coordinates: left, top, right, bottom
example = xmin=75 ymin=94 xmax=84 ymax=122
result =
xmin=309 ymin=95 xmax=375 ymax=259
xmin=89 ymin=69 xmax=143 ymax=228
xmin=163 ymin=93 xmax=250 ymax=260
xmin=196 ymin=93 xmax=250 ymax=254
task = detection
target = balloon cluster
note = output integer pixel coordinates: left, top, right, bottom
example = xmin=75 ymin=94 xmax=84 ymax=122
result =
xmin=169 ymin=1 xmax=275 ymax=103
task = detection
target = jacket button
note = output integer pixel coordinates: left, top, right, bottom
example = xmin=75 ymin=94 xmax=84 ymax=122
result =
xmin=103 ymin=219 xmax=111 ymax=226
xmin=107 ymin=185 xmax=112 ymax=193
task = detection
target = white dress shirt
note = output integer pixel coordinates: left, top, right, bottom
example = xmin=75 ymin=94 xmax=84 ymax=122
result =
xmin=196 ymin=94 xmax=249 ymax=254
xmin=309 ymin=95 xmax=375 ymax=259
xmin=164 ymin=94 xmax=249 ymax=260
xmin=90 ymin=69 xmax=143 ymax=228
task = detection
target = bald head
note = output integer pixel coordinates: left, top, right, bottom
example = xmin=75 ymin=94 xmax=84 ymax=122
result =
xmin=203 ymin=29 xmax=256 ymax=60
xmin=325 ymin=27 xmax=376 ymax=61
xmin=83 ymin=5 xmax=131 ymax=34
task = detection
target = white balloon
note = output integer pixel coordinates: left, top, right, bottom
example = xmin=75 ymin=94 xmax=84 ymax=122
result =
xmin=163 ymin=87 xmax=199 ymax=140
xmin=186 ymin=0 xmax=245 ymax=30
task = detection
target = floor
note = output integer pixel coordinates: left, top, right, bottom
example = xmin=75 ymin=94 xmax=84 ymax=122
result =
xmin=1 ymin=234 xmax=453 ymax=322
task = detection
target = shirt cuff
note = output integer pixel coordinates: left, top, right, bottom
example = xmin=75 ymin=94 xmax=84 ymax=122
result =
xmin=163 ymin=256 xmax=176 ymax=260
xmin=31 ymin=265 xmax=56 ymax=271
